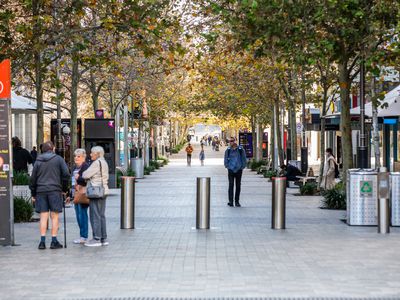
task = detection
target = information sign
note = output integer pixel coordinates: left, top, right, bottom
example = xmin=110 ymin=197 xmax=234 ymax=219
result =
xmin=0 ymin=59 xmax=13 ymax=245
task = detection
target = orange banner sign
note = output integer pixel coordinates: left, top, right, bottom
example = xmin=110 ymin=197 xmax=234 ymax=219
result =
xmin=0 ymin=59 xmax=11 ymax=99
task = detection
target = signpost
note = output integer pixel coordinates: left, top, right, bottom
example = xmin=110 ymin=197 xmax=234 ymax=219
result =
xmin=0 ymin=59 xmax=14 ymax=246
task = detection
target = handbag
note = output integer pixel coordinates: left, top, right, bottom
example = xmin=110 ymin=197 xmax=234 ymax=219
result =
xmin=73 ymin=185 xmax=89 ymax=205
xmin=86 ymin=160 xmax=105 ymax=199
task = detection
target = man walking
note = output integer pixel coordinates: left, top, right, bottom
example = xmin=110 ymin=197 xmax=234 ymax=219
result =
xmin=224 ymin=137 xmax=247 ymax=207
xmin=30 ymin=141 xmax=70 ymax=249
xmin=185 ymin=143 xmax=194 ymax=166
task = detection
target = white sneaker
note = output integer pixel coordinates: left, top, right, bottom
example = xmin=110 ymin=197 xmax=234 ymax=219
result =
xmin=84 ymin=239 xmax=102 ymax=247
xmin=101 ymin=239 xmax=109 ymax=246
xmin=73 ymin=237 xmax=87 ymax=244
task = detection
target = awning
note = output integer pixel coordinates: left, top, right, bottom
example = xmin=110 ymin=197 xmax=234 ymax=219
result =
xmin=350 ymin=84 xmax=400 ymax=117
xmin=11 ymin=91 xmax=53 ymax=114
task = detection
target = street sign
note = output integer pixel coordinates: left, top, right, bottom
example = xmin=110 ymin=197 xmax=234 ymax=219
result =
xmin=0 ymin=60 xmax=11 ymax=99
xmin=0 ymin=59 xmax=13 ymax=246
xmin=296 ymin=122 xmax=303 ymax=134
xmin=95 ymin=109 xmax=104 ymax=119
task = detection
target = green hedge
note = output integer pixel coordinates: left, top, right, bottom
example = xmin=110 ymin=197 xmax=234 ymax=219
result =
xmin=263 ymin=169 xmax=277 ymax=179
xmin=13 ymin=171 xmax=30 ymax=185
xmin=14 ymin=197 xmax=33 ymax=223
xmin=300 ymin=182 xmax=318 ymax=195
xmin=321 ymin=181 xmax=346 ymax=210
xmin=249 ymin=160 xmax=267 ymax=171
xmin=116 ymin=169 xmax=136 ymax=188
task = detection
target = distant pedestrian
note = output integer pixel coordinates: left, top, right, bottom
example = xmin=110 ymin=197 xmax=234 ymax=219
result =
xmin=30 ymin=146 xmax=38 ymax=165
xmin=186 ymin=134 xmax=191 ymax=142
xmin=208 ymin=136 xmax=212 ymax=146
xmin=185 ymin=143 xmax=194 ymax=166
xmin=82 ymin=146 xmax=109 ymax=247
xmin=66 ymin=148 xmax=90 ymax=245
xmin=12 ymin=136 xmax=33 ymax=173
xmin=199 ymin=146 xmax=205 ymax=166
xmin=30 ymin=141 xmax=70 ymax=250
xmin=224 ymin=137 xmax=247 ymax=207
xmin=320 ymin=148 xmax=337 ymax=190
xmin=212 ymin=139 xmax=216 ymax=151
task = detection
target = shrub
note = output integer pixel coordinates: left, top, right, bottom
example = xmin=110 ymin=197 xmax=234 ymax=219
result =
xmin=144 ymin=165 xmax=156 ymax=175
xmin=157 ymin=156 xmax=169 ymax=165
xmin=249 ymin=160 xmax=265 ymax=171
xmin=263 ymin=169 xmax=277 ymax=179
xmin=13 ymin=171 xmax=30 ymax=185
xmin=14 ymin=197 xmax=33 ymax=223
xmin=300 ymin=182 xmax=318 ymax=195
xmin=150 ymin=160 xmax=161 ymax=169
xmin=321 ymin=181 xmax=346 ymax=210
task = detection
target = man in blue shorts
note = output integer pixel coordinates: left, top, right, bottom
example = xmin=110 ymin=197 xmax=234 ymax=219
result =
xmin=30 ymin=141 xmax=70 ymax=249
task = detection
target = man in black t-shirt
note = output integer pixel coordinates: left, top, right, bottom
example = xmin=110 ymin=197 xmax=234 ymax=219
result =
xmin=12 ymin=136 xmax=33 ymax=173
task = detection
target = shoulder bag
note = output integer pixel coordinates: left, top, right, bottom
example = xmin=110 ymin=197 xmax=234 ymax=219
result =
xmin=73 ymin=185 xmax=89 ymax=205
xmin=86 ymin=160 xmax=105 ymax=199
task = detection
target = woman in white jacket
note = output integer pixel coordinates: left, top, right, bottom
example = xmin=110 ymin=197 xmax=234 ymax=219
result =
xmin=320 ymin=148 xmax=337 ymax=190
xmin=82 ymin=146 xmax=109 ymax=247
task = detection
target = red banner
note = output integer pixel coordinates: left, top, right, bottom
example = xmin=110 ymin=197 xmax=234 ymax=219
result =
xmin=0 ymin=59 xmax=11 ymax=99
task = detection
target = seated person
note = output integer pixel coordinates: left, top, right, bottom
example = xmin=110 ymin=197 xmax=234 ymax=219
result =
xmin=280 ymin=164 xmax=302 ymax=181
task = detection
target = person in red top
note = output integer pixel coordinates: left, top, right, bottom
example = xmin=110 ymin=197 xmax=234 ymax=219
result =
xmin=185 ymin=143 xmax=194 ymax=166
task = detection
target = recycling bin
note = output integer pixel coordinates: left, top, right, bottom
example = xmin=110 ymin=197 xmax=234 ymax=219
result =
xmin=390 ymin=172 xmax=400 ymax=226
xmin=347 ymin=169 xmax=378 ymax=225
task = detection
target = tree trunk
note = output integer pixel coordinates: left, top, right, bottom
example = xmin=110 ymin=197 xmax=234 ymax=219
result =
xmin=338 ymin=61 xmax=353 ymax=182
xmin=274 ymin=98 xmax=284 ymax=166
xmin=371 ymin=77 xmax=380 ymax=169
xmin=319 ymin=89 xmax=328 ymax=180
xmin=69 ymin=58 xmax=80 ymax=166
xmin=34 ymin=52 xmax=44 ymax=148
xmin=90 ymin=70 xmax=99 ymax=116
xmin=33 ymin=0 xmax=44 ymax=148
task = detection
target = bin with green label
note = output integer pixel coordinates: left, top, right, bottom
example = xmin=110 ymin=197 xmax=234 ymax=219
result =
xmin=347 ymin=169 xmax=378 ymax=225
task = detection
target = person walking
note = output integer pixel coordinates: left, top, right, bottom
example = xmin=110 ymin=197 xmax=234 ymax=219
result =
xmin=199 ymin=145 xmax=205 ymax=166
xmin=30 ymin=141 xmax=70 ymax=250
xmin=82 ymin=146 xmax=109 ymax=247
xmin=66 ymin=149 xmax=90 ymax=244
xmin=224 ymin=137 xmax=247 ymax=207
xmin=12 ymin=136 xmax=33 ymax=173
xmin=30 ymin=146 xmax=38 ymax=165
xmin=185 ymin=143 xmax=194 ymax=166
xmin=320 ymin=148 xmax=337 ymax=190
xmin=208 ymin=136 xmax=212 ymax=146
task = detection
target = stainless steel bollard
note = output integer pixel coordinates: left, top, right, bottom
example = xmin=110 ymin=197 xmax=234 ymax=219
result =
xmin=271 ymin=177 xmax=286 ymax=229
xmin=121 ymin=176 xmax=135 ymax=229
xmin=378 ymin=167 xmax=390 ymax=234
xmin=196 ymin=177 xmax=210 ymax=229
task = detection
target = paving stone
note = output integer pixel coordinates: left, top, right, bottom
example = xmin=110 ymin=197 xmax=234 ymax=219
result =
xmin=1 ymin=145 xmax=400 ymax=299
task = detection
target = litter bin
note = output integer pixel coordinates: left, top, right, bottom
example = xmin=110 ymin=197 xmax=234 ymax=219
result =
xmin=196 ymin=177 xmax=210 ymax=229
xmin=390 ymin=172 xmax=400 ymax=226
xmin=271 ymin=177 xmax=286 ymax=229
xmin=121 ymin=176 xmax=135 ymax=229
xmin=131 ymin=157 xmax=144 ymax=179
xmin=347 ymin=169 xmax=378 ymax=225
xmin=378 ymin=168 xmax=390 ymax=233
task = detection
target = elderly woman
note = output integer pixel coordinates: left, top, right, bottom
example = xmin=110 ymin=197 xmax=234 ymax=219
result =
xmin=82 ymin=146 xmax=109 ymax=247
xmin=67 ymin=149 xmax=90 ymax=244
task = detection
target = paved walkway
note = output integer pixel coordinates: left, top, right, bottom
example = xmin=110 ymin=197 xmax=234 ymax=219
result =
xmin=1 ymin=144 xmax=400 ymax=299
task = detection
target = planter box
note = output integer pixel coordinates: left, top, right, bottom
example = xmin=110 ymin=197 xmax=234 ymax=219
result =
xmin=13 ymin=185 xmax=31 ymax=199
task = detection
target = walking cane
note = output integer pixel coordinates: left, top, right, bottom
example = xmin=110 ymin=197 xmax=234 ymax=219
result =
xmin=63 ymin=195 xmax=67 ymax=248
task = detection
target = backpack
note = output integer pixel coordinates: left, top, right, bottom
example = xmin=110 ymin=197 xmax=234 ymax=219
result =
xmin=330 ymin=158 xmax=339 ymax=178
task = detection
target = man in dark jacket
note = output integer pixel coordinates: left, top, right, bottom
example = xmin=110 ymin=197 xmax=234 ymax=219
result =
xmin=12 ymin=136 xmax=33 ymax=173
xmin=30 ymin=141 xmax=70 ymax=250
xmin=224 ymin=137 xmax=247 ymax=207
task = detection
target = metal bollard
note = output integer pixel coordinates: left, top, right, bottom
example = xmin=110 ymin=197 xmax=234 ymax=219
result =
xmin=121 ymin=176 xmax=135 ymax=229
xmin=378 ymin=167 xmax=390 ymax=234
xmin=196 ymin=177 xmax=210 ymax=229
xmin=271 ymin=177 xmax=286 ymax=229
